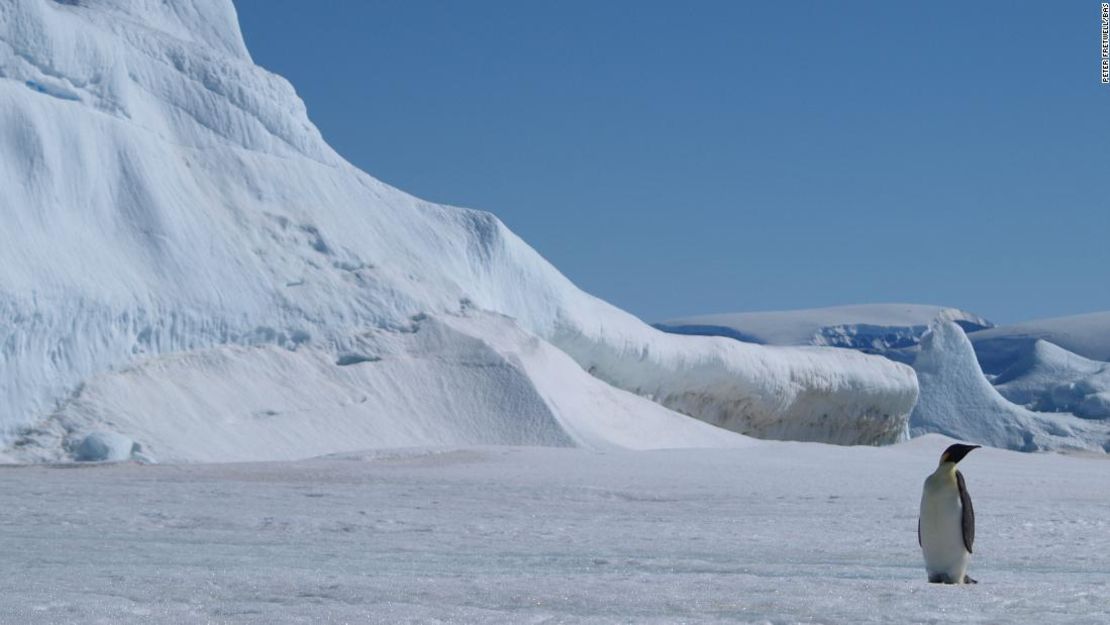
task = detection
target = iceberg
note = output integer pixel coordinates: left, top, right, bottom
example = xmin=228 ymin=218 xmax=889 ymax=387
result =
xmin=0 ymin=0 xmax=918 ymax=460
xmin=991 ymin=339 xmax=1110 ymax=420
xmin=970 ymin=311 xmax=1110 ymax=372
xmin=909 ymin=321 xmax=1109 ymax=452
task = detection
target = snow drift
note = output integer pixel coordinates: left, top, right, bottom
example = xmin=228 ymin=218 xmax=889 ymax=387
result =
xmin=909 ymin=321 xmax=1109 ymax=453
xmin=0 ymin=0 xmax=918 ymax=460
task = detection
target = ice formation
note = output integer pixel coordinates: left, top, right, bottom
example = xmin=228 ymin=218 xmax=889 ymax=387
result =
xmin=971 ymin=311 xmax=1110 ymax=367
xmin=657 ymin=304 xmax=992 ymax=361
xmin=0 ymin=0 xmax=918 ymax=461
xmin=909 ymin=321 xmax=1109 ymax=452
xmin=991 ymin=340 xmax=1110 ymax=420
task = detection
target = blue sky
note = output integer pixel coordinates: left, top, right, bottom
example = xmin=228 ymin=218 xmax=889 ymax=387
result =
xmin=236 ymin=1 xmax=1109 ymax=325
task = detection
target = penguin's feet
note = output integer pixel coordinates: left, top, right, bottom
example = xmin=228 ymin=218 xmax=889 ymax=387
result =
xmin=927 ymin=572 xmax=973 ymax=584
xmin=927 ymin=573 xmax=952 ymax=584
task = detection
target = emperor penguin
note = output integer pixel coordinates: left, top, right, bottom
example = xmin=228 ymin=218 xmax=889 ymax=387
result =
xmin=918 ymin=443 xmax=980 ymax=584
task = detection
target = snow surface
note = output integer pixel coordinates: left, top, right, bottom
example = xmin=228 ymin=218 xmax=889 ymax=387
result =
xmin=910 ymin=321 xmax=1110 ymax=453
xmin=657 ymin=304 xmax=991 ymax=360
xmin=1 ymin=437 xmax=1107 ymax=624
xmin=0 ymin=0 xmax=918 ymax=457
xmin=971 ymin=311 xmax=1110 ymax=368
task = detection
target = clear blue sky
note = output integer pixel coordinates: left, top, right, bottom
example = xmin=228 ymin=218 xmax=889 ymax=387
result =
xmin=235 ymin=1 xmax=1109 ymax=325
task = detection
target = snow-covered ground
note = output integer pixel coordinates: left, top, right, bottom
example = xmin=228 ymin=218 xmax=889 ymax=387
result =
xmin=1 ymin=437 xmax=1107 ymax=624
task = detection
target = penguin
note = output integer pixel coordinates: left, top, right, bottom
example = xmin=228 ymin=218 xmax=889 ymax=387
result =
xmin=918 ymin=443 xmax=980 ymax=584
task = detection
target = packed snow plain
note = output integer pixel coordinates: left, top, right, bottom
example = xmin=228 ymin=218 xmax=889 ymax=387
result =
xmin=2 ymin=436 xmax=1108 ymax=624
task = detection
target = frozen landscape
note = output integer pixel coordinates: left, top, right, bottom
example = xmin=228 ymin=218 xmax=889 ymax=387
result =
xmin=1 ymin=436 xmax=1108 ymax=624
xmin=2 ymin=1 xmax=1109 ymax=623
xmin=659 ymin=308 xmax=1110 ymax=454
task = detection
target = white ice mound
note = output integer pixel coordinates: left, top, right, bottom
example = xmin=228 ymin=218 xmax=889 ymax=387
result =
xmin=0 ymin=0 xmax=917 ymax=458
xmin=910 ymin=321 xmax=1109 ymax=453
xmin=992 ymin=340 xmax=1110 ymax=420
xmin=971 ymin=311 xmax=1110 ymax=368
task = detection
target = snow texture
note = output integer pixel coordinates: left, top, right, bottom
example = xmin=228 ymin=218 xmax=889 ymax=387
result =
xmin=0 ymin=0 xmax=918 ymax=459
xmin=1 ymin=437 xmax=1108 ymax=624
xmin=909 ymin=321 xmax=1110 ymax=453
xmin=657 ymin=303 xmax=992 ymax=362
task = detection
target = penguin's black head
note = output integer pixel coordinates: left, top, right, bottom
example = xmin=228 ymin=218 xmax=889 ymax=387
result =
xmin=940 ymin=443 xmax=981 ymax=464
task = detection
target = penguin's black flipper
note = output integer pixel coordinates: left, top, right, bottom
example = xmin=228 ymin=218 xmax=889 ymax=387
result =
xmin=963 ymin=575 xmax=978 ymax=584
xmin=956 ymin=470 xmax=974 ymax=553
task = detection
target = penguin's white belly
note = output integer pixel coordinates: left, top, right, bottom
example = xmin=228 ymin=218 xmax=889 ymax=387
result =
xmin=920 ymin=486 xmax=968 ymax=580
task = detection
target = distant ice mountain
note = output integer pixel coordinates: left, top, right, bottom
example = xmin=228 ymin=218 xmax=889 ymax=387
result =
xmin=0 ymin=0 xmax=918 ymax=461
xmin=658 ymin=305 xmax=1110 ymax=452
xmin=657 ymin=304 xmax=992 ymax=362
xmin=970 ymin=312 xmax=1110 ymax=373
xmin=990 ymin=340 xmax=1110 ymax=420
xmin=910 ymin=321 xmax=1109 ymax=453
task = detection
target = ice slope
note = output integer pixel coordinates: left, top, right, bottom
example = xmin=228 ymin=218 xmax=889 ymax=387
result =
xmin=10 ymin=312 xmax=750 ymax=464
xmin=657 ymin=303 xmax=992 ymax=360
xmin=991 ymin=340 xmax=1110 ymax=420
xmin=909 ymin=321 xmax=1109 ymax=452
xmin=0 ymin=0 xmax=918 ymax=457
xmin=970 ymin=311 xmax=1110 ymax=370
